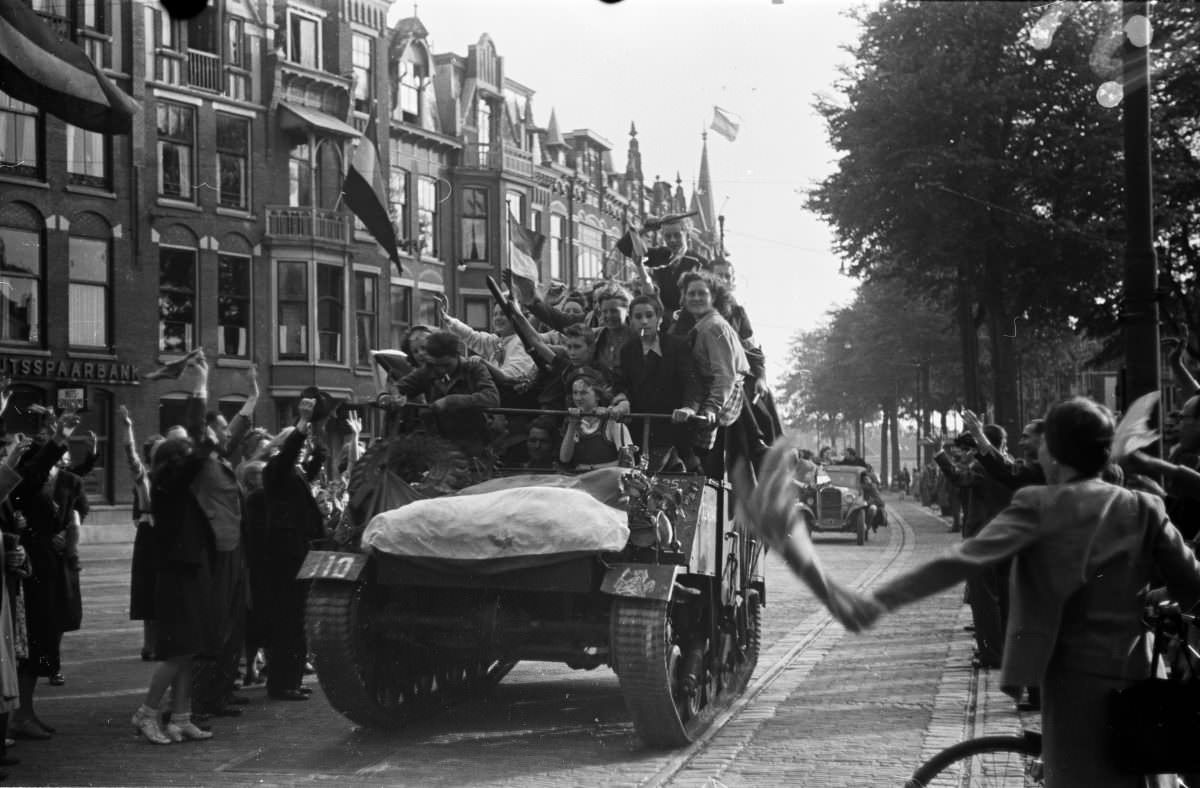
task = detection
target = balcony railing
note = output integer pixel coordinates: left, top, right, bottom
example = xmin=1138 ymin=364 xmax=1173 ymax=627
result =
xmin=462 ymin=143 xmax=534 ymax=177
xmin=187 ymin=49 xmax=221 ymax=93
xmin=266 ymin=206 xmax=350 ymax=244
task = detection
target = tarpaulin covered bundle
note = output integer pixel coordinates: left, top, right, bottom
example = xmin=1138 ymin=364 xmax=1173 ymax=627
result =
xmin=361 ymin=470 xmax=631 ymax=570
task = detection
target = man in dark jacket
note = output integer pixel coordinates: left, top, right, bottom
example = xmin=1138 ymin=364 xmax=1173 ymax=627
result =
xmin=261 ymin=393 xmax=329 ymax=701
xmin=934 ymin=425 xmax=1014 ymax=669
xmin=641 ymin=215 xmax=706 ymax=329
xmin=382 ymin=331 xmax=501 ymax=451
xmin=610 ymin=294 xmax=702 ymax=471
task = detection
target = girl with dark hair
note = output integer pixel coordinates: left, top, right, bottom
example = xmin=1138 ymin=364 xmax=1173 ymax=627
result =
xmin=800 ymin=396 xmax=1200 ymax=787
xmin=559 ymin=370 xmax=630 ymax=471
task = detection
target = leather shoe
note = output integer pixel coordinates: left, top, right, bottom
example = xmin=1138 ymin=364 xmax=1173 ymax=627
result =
xmin=48 ymin=673 xmax=64 ymax=687
xmin=296 ymin=686 xmax=312 ymax=696
xmin=31 ymin=717 xmax=54 ymax=734
xmin=268 ymin=689 xmax=309 ymax=701
xmin=11 ymin=720 xmax=50 ymax=740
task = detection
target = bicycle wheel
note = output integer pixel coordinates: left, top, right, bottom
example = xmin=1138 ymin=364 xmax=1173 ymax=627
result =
xmin=906 ymin=731 xmax=1043 ymax=787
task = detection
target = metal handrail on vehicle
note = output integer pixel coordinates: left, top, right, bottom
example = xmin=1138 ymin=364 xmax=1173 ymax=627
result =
xmin=371 ymin=400 xmax=710 ymax=461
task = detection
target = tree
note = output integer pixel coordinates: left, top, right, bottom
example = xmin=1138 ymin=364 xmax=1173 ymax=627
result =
xmin=808 ymin=1 xmax=1136 ymax=440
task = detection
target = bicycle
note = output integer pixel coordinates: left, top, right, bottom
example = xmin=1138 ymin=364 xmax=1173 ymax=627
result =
xmin=904 ymin=600 xmax=1199 ymax=787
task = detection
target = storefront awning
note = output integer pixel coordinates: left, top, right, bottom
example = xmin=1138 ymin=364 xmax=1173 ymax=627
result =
xmin=278 ymin=101 xmax=361 ymax=138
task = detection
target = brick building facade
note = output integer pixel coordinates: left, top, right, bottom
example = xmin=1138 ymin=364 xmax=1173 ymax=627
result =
xmin=0 ymin=0 xmax=720 ymax=507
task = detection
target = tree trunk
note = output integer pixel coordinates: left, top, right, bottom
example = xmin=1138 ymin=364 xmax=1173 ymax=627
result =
xmin=890 ymin=400 xmax=901 ymax=484
xmin=880 ymin=403 xmax=890 ymax=485
xmin=983 ymin=249 xmax=1021 ymax=445
xmin=957 ymin=257 xmax=982 ymax=411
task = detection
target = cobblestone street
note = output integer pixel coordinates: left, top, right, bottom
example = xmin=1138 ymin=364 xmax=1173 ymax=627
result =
xmin=16 ymin=495 xmax=1029 ymax=787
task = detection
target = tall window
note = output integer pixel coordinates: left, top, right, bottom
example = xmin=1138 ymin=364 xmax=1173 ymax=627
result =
xmin=418 ymin=176 xmax=439 ymax=258
xmin=68 ymin=237 xmax=108 ymax=348
xmin=389 ymin=283 xmax=411 ymax=349
xmin=224 ymin=16 xmax=250 ymax=99
xmin=461 ymin=187 xmax=487 ymax=264
xmin=354 ymin=272 xmax=377 ymax=367
xmin=352 ymin=33 xmax=373 ymax=114
xmin=158 ymin=247 xmax=195 ymax=353
xmin=288 ymin=144 xmax=311 ymax=207
xmin=156 ymin=103 xmax=194 ymax=200
xmin=218 ymin=254 xmax=250 ymax=357
xmin=577 ymin=223 xmax=603 ymax=283
xmin=396 ymin=59 xmax=423 ymax=122
xmin=277 ymin=261 xmax=307 ymax=359
xmin=0 ymin=90 xmax=39 ymax=179
xmin=287 ymin=11 xmax=321 ymax=70
xmin=0 ymin=226 xmax=42 ymax=346
xmin=216 ymin=114 xmax=249 ymax=209
xmin=226 ymin=16 xmax=246 ymax=67
xmin=317 ymin=264 xmax=343 ymax=363
xmin=549 ymin=213 xmax=566 ymax=282
xmin=66 ymin=125 xmax=108 ymax=188
xmin=506 ymin=191 xmax=525 ymax=225
xmin=476 ymin=98 xmax=491 ymax=147
xmin=388 ymin=167 xmax=409 ymax=243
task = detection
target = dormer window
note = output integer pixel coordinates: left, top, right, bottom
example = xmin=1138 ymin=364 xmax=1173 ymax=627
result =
xmin=397 ymin=61 xmax=423 ymax=121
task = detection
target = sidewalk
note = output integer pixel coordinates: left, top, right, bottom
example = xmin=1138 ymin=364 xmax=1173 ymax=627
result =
xmin=663 ymin=494 xmax=1035 ymax=787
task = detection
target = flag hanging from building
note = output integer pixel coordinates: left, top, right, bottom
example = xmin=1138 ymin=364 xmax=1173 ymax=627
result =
xmin=342 ymin=114 xmax=403 ymax=274
xmin=615 ymin=222 xmax=647 ymax=260
xmin=710 ymin=106 xmax=740 ymax=142
xmin=507 ymin=212 xmax=545 ymax=288
xmin=0 ymin=0 xmax=139 ymax=134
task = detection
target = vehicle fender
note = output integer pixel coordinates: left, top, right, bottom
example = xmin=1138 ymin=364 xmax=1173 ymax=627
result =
xmin=846 ymin=502 xmax=871 ymax=518
xmin=601 ymin=563 xmax=683 ymax=601
xmin=793 ymin=502 xmax=815 ymax=531
xmin=297 ymin=550 xmax=369 ymax=582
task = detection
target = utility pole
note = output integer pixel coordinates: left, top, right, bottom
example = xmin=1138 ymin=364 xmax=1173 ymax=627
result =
xmin=1121 ymin=1 xmax=1160 ymax=408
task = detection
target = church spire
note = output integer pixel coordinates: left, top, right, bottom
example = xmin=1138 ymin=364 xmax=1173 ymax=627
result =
xmin=697 ymin=132 xmax=716 ymax=239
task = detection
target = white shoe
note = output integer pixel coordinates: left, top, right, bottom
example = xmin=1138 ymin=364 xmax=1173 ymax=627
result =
xmin=131 ymin=709 xmax=171 ymax=745
xmin=165 ymin=720 xmax=213 ymax=742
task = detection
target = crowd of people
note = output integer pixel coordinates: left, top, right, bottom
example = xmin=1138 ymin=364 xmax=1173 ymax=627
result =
xmin=746 ymin=385 xmax=1200 ymax=787
xmin=0 ymin=214 xmax=782 ymax=762
xmin=375 ymin=214 xmax=781 ymax=481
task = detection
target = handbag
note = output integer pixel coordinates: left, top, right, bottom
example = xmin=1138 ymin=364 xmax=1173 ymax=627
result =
xmin=1107 ymin=611 xmax=1200 ymax=774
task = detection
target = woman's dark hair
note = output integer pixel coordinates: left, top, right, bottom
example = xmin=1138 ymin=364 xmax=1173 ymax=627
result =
xmin=676 ymin=270 xmax=733 ymax=316
xmin=562 ymin=293 xmax=588 ymax=312
xmin=400 ymin=324 xmax=434 ymax=360
xmin=566 ymin=367 xmax=612 ymax=405
xmin=1043 ymin=397 xmax=1114 ymax=477
xmin=629 ymin=294 xmax=665 ymax=317
xmin=142 ymin=434 xmax=164 ymax=464
xmin=424 ymin=330 xmax=462 ymax=360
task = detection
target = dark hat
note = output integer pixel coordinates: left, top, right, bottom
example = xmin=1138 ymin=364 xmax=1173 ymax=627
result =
xmin=298 ymin=385 xmax=335 ymax=422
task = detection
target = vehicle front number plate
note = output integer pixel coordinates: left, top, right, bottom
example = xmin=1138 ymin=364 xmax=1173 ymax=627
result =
xmin=297 ymin=551 xmax=367 ymax=582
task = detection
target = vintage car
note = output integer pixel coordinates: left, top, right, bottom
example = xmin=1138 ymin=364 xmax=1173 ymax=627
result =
xmin=796 ymin=464 xmax=881 ymax=545
xmin=299 ymin=409 xmax=764 ymax=749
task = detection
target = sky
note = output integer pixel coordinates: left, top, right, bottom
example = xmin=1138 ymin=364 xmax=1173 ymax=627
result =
xmin=389 ymin=0 xmax=865 ymax=384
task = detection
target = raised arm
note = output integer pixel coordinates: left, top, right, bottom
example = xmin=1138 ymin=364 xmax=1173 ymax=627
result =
xmin=223 ymin=363 xmax=259 ymax=460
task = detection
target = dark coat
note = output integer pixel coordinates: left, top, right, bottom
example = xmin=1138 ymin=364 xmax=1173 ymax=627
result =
xmin=612 ymin=333 xmax=701 ymax=456
xmin=935 ymin=451 xmax=1013 ymax=538
xmin=14 ymin=439 xmax=82 ymax=672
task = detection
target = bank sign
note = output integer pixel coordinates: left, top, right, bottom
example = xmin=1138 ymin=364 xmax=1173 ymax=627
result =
xmin=0 ymin=356 xmax=139 ymax=385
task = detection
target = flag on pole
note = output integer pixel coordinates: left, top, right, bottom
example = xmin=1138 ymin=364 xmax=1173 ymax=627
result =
xmin=342 ymin=113 xmax=403 ymax=275
xmin=0 ymin=0 xmax=139 ymax=134
xmin=507 ymin=212 xmax=544 ymax=288
xmin=710 ymin=106 xmax=740 ymax=142
xmin=615 ymin=223 xmax=647 ymax=260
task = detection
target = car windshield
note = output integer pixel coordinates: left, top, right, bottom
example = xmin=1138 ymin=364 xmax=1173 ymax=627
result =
xmin=824 ymin=467 xmax=862 ymax=489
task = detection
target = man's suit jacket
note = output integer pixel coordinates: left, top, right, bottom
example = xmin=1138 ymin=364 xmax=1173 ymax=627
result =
xmin=873 ymin=480 xmax=1200 ymax=694
xmin=613 ymin=333 xmax=701 ymax=452
xmin=934 ymin=451 xmax=1012 ymax=537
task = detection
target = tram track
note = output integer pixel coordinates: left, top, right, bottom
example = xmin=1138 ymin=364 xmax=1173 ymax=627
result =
xmin=643 ymin=504 xmax=918 ymax=787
